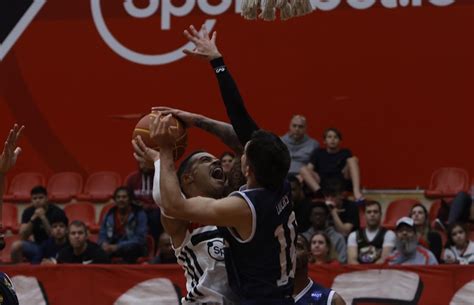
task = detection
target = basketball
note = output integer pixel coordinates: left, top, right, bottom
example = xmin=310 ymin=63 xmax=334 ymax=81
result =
xmin=132 ymin=112 xmax=188 ymax=161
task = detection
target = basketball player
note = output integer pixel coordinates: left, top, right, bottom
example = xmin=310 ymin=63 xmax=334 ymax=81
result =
xmin=0 ymin=124 xmax=24 ymax=305
xmin=294 ymin=235 xmax=346 ymax=305
xmin=133 ymin=112 xmax=244 ymax=305
xmin=141 ymin=24 xmax=296 ymax=305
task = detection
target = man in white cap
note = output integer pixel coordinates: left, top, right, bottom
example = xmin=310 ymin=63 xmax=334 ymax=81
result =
xmin=386 ymin=216 xmax=438 ymax=265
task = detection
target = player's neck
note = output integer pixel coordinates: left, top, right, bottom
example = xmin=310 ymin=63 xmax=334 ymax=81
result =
xmin=326 ymin=147 xmax=340 ymax=153
xmin=293 ymin=272 xmax=311 ymax=298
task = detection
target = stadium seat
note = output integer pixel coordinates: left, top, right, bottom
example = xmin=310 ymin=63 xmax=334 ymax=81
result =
xmin=4 ymin=172 xmax=46 ymax=202
xmin=1 ymin=203 xmax=19 ymax=233
xmin=47 ymin=172 xmax=83 ymax=203
xmin=98 ymin=202 xmax=114 ymax=225
xmin=0 ymin=235 xmax=20 ymax=263
xmin=64 ymin=202 xmax=97 ymax=233
xmin=77 ymin=171 xmax=121 ymax=202
xmin=429 ymin=200 xmax=442 ymax=223
xmin=88 ymin=233 xmax=99 ymax=243
xmin=382 ymin=199 xmax=420 ymax=230
xmin=424 ymin=167 xmax=469 ymax=199
xmin=138 ymin=235 xmax=156 ymax=263
xmin=358 ymin=206 xmax=366 ymax=228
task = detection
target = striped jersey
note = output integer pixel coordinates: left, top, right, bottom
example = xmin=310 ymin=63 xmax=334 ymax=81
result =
xmin=175 ymin=223 xmax=237 ymax=305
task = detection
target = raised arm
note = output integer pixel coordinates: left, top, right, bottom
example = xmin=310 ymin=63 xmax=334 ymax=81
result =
xmin=183 ymin=24 xmax=259 ymax=145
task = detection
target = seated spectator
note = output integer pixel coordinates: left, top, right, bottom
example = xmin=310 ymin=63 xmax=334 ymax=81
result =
xmin=98 ymin=187 xmax=147 ymax=263
xmin=409 ymin=204 xmax=442 ymax=262
xmin=150 ymin=232 xmax=177 ymax=264
xmin=39 ymin=213 xmax=69 ymax=264
xmin=57 ymin=220 xmax=109 ymax=264
xmin=299 ymin=128 xmax=363 ymax=201
xmin=442 ymin=222 xmax=474 ymax=264
xmin=281 ymin=115 xmax=319 ymax=176
xmin=434 ymin=191 xmax=472 ymax=231
xmin=11 ymin=186 xmax=67 ymax=263
xmin=126 ymin=160 xmax=162 ymax=246
xmin=347 ymin=201 xmax=396 ymax=264
xmin=289 ymin=175 xmax=313 ymax=233
xmin=322 ymin=179 xmax=360 ymax=237
xmin=309 ymin=232 xmax=340 ymax=265
xmin=386 ymin=217 xmax=438 ymax=265
xmin=302 ymin=202 xmax=347 ymax=263
xmin=220 ymin=151 xmax=235 ymax=174
xmin=294 ymin=234 xmax=346 ymax=305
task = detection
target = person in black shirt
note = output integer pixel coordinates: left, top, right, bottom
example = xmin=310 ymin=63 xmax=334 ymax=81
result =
xmin=57 ymin=220 xmax=109 ymax=264
xmin=11 ymin=186 xmax=67 ymax=263
xmin=288 ymin=175 xmax=313 ymax=233
xmin=39 ymin=213 xmax=69 ymax=264
xmin=300 ymin=128 xmax=363 ymax=201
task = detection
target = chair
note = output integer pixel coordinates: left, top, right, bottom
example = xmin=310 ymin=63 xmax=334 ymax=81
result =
xmin=358 ymin=206 xmax=366 ymax=228
xmin=424 ymin=167 xmax=469 ymax=199
xmin=4 ymin=172 xmax=46 ymax=202
xmin=47 ymin=172 xmax=83 ymax=203
xmin=382 ymin=199 xmax=421 ymax=229
xmin=64 ymin=202 xmax=97 ymax=232
xmin=137 ymin=235 xmax=156 ymax=263
xmin=0 ymin=235 xmax=20 ymax=263
xmin=98 ymin=203 xmax=115 ymax=225
xmin=88 ymin=233 xmax=99 ymax=243
xmin=1 ymin=203 xmax=19 ymax=233
xmin=77 ymin=171 xmax=121 ymax=202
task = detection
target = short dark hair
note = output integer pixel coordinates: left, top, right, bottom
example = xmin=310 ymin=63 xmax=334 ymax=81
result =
xmin=365 ymin=200 xmax=382 ymax=213
xmin=31 ymin=185 xmax=47 ymax=196
xmin=177 ymin=150 xmax=206 ymax=184
xmin=69 ymin=220 xmax=88 ymax=235
xmin=321 ymin=178 xmax=345 ymax=197
xmin=311 ymin=202 xmax=329 ymax=215
xmin=323 ymin=128 xmax=342 ymax=140
xmin=245 ymin=130 xmax=290 ymax=190
xmin=113 ymin=186 xmax=133 ymax=201
xmin=50 ymin=212 xmax=69 ymax=226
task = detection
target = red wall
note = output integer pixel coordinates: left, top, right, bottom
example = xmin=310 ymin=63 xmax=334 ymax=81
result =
xmin=0 ymin=0 xmax=473 ymax=188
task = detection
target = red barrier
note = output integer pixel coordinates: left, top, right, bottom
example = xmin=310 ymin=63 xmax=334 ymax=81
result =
xmin=1 ymin=264 xmax=473 ymax=305
xmin=0 ymin=1 xmax=473 ymax=188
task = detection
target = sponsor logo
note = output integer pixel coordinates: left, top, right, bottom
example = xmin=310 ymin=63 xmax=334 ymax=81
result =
xmin=207 ymin=239 xmax=225 ymax=261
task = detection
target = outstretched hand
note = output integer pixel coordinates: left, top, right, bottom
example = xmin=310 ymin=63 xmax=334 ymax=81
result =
xmin=149 ymin=113 xmax=180 ymax=151
xmin=0 ymin=124 xmax=24 ymax=174
xmin=183 ymin=24 xmax=221 ymax=61
xmin=132 ymin=136 xmax=159 ymax=169
xmin=151 ymin=106 xmax=199 ymax=128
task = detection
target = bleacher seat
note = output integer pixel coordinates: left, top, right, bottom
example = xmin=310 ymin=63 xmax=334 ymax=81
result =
xmin=98 ymin=202 xmax=114 ymax=225
xmin=1 ymin=203 xmax=19 ymax=233
xmin=358 ymin=206 xmax=366 ymax=228
xmin=4 ymin=172 xmax=46 ymax=202
xmin=47 ymin=172 xmax=83 ymax=203
xmin=64 ymin=202 xmax=97 ymax=233
xmin=382 ymin=199 xmax=420 ymax=229
xmin=424 ymin=167 xmax=469 ymax=199
xmin=77 ymin=171 xmax=121 ymax=202
xmin=0 ymin=235 xmax=19 ymax=263
xmin=89 ymin=233 xmax=99 ymax=243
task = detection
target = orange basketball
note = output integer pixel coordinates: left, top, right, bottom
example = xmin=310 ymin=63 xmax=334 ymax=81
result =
xmin=132 ymin=112 xmax=188 ymax=161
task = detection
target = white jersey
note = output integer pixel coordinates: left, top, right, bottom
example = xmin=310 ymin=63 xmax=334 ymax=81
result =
xmin=153 ymin=160 xmax=236 ymax=305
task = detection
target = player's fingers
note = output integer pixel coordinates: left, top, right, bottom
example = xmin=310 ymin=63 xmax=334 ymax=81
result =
xmin=189 ymin=25 xmax=200 ymax=38
xmin=152 ymin=106 xmax=171 ymax=112
xmin=14 ymin=125 xmax=24 ymax=144
xmin=131 ymin=139 xmax=144 ymax=155
xmin=211 ymin=31 xmax=217 ymax=44
xmin=13 ymin=147 xmax=21 ymax=157
xmin=201 ymin=24 xmax=209 ymax=39
xmin=183 ymin=30 xmax=199 ymax=44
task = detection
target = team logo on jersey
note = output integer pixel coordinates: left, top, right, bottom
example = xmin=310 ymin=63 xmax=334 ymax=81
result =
xmin=0 ymin=0 xmax=46 ymax=61
xmin=207 ymin=239 xmax=225 ymax=261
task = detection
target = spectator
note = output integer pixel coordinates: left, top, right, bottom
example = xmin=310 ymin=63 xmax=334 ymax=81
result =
xmin=11 ymin=186 xmax=67 ymax=263
xmin=386 ymin=217 xmax=438 ymax=265
xmin=347 ymin=201 xmax=396 ymax=264
xmin=309 ymin=231 xmax=340 ymax=265
xmin=302 ymin=202 xmax=347 ymax=263
xmin=434 ymin=191 xmax=472 ymax=231
xmin=39 ymin=213 xmax=69 ymax=264
xmin=323 ymin=178 xmax=360 ymax=237
xmin=98 ymin=187 xmax=147 ymax=263
xmin=281 ymin=115 xmax=319 ymax=176
xmin=220 ymin=151 xmax=235 ymax=174
xmin=150 ymin=232 xmax=177 ymax=264
xmin=299 ymin=128 xmax=363 ymax=201
xmin=442 ymin=222 xmax=474 ymax=264
xmin=409 ymin=203 xmax=442 ymax=262
xmin=289 ymin=175 xmax=313 ymax=233
xmin=126 ymin=160 xmax=162 ymax=245
xmin=57 ymin=220 xmax=109 ymax=264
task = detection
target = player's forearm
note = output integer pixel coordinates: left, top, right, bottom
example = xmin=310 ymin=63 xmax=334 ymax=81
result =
xmin=210 ymin=57 xmax=259 ymax=145
xmin=330 ymin=210 xmax=352 ymax=236
xmin=159 ymin=148 xmax=187 ymax=216
xmin=194 ymin=115 xmax=243 ymax=155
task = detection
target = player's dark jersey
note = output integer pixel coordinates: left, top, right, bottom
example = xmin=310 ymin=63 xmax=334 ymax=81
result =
xmin=218 ymin=180 xmax=297 ymax=303
xmin=0 ymin=272 xmax=19 ymax=305
xmin=295 ymin=280 xmax=335 ymax=305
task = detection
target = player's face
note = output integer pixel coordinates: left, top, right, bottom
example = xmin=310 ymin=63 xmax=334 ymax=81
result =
xmin=289 ymin=117 xmax=306 ymax=141
xmin=365 ymin=204 xmax=381 ymax=227
xmin=221 ymin=155 xmax=234 ymax=173
xmin=31 ymin=193 xmax=47 ymax=209
xmin=188 ymin=152 xmax=226 ymax=198
xmin=410 ymin=206 xmax=426 ymax=226
xmin=450 ymin=226 xmax=467 ymax=247
xmin=51 ymin=222 xmax=67 ymax=240
xmin=69 ymin=225 xmax=87 ymax=249
xmin=310 ymin=234 xmax=329 ymax=257
xmin=324 ymin=131 xmax=340 ymax=150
